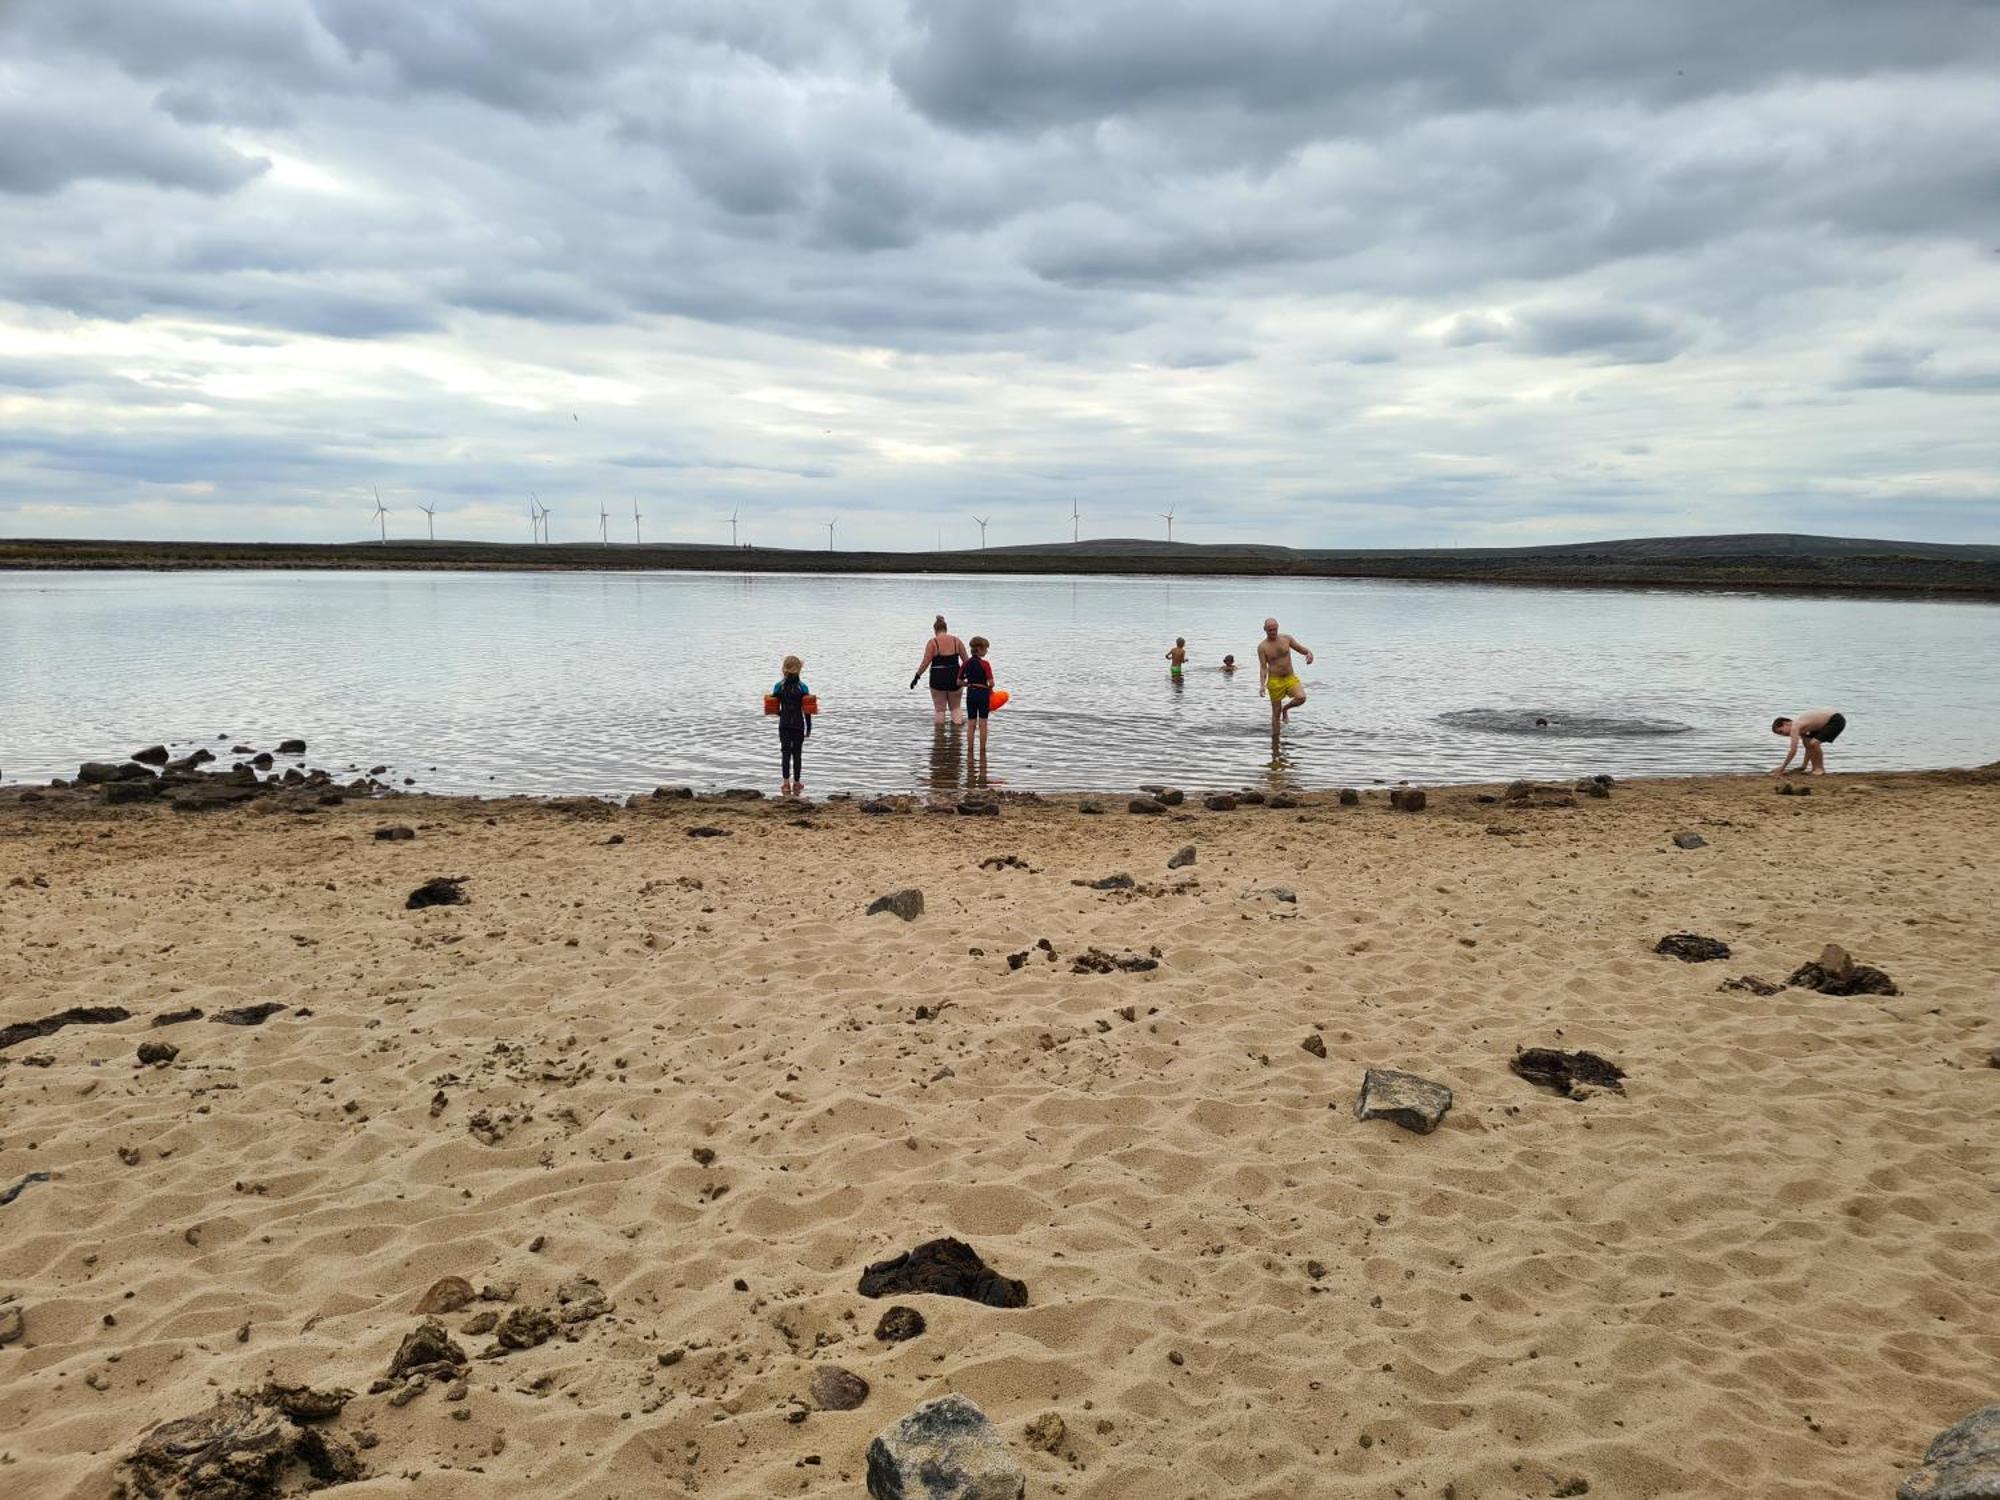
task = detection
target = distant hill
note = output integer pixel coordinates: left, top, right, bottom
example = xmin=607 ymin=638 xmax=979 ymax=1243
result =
xmin=2 ymin=532 xmax=1996 ymax=595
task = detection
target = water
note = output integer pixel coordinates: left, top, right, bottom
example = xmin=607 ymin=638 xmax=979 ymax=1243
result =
xmin=3 ymin=569 xmax=1996 ymax=797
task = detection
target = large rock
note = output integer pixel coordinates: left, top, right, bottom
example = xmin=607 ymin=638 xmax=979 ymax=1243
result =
xmin=1127 ymin=797 xmax=1166 ymax=815
xmin=858 ymin=1238 xmax=1027 ymax=1307
xmin=1167 ymin=844 xmax=1197 ymax=870
xmin=103 ymin=780 xmax=162 ymax=805
xmin=1899 ymin=1407 xmax=2000 ymax=1500
xmin=1672 ymin=832 xmax=1707 ymax=850
xmin=131 ymin=745 xmax=170 ymax=766
xmin=1203 ymin=793 xmax=1237 ymax=812
xmin=1787 ymin=942 xmax=1898 ymax=996
xmin=866 ymin=1394 xmax=1024 ymax=1500
xmin=1511 ymin=1048 xmax=1626 ymax=1098
xmin=125 ymin=1393 xmax=362 ymax=1499
xmin=1388 ymin=787 xmax=1427 ymax=812
xmin=77 ymin=761 xmax=153 ymax=784
xmin=867 ymin=889 xmax=924 ymax=922
xmin=1354 ymin=1068 xmax=1453 ymax=1134
xmin=275 ymin=738 xmax=308 ymax=755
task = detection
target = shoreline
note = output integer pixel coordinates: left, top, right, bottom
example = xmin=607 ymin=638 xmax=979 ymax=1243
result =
xmin=1 ymin=763 xmax=1993 ymax=1498
xmin=7 ymin=532 xmax=2000 ymax=598
xmin=7 ymin=762 xmax=1999 ymax=814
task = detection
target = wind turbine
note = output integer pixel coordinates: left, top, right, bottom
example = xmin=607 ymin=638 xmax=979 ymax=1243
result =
xmin=1071 ymin=499 xmax=1080 ymax=544
xmin=728 ymin=508 xmax=739 ymax=548
xmin=419 ymin=502 xmax=436 ymax=541
xmin=598 ymin=502 xmax=610 ymax=544
xmin=972 ymin=515 xmax=990 ymax=549
xmin=1161 ymin=506 xmax=1176 ymax=544
xmin=372 ymin=487 xmax=388 ymax=544
xmin=632 ymin=497 xmax=642 ymax=544
xmin=826 ymin=517 xmax=838 ymax=551
xmin=528 ymin=495 xmax=542 ymax=543
xmin=536 ymin=497 xmax=553 ymax=543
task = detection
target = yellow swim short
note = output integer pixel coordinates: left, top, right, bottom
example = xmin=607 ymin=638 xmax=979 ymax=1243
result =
xmin=1266 ymin=672 xmax=1302 ymax=702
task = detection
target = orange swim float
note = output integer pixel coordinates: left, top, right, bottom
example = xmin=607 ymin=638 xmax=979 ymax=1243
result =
xmin=989 ymin=689 xmax=1009 ymax=711
xmin=763 ymin=695 xmax=820 ymax=714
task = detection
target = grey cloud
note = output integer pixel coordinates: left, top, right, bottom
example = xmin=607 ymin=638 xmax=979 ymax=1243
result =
xmin=1510 ymin=304 xmax=1691 ymax=364
xmin=1843 ymin=345 xmax=2000 ymax=395
xmin=0 ymin=97 xmax=269 ymax=196
xmin=893 ymin=0 xmax=1998 ymax=133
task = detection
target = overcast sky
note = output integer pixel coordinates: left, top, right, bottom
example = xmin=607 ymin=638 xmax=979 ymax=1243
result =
xmin=3 ymin=0 xmax=1997 ymax=550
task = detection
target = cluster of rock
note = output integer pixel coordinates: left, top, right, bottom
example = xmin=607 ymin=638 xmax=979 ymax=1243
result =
xmin=15 ymin=736 xmax=417 ymax=814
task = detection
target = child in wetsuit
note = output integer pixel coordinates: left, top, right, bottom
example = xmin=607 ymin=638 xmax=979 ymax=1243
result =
xmin=962 ymin=637 xmax=994 ymax=755
xmin=773 ymin=655 xmax=813 ymax=795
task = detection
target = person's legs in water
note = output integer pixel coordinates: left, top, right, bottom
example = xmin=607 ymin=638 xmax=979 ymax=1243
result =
xmin=929 ymin=687 xmax=949 ymax=726
xmin=948 ymin=687 xmax=965 ymax=727
xmin=1282 ymin=680 xmax=1308 ymax=722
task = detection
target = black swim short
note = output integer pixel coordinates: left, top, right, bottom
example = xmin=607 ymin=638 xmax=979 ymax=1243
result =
xmin=1806 ymin=713 xmax=1845 ymax=744
xmin=964 ymin=688 xmax=991 ymax=721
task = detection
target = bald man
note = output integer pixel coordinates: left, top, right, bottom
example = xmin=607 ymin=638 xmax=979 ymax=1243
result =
xmin=1256 ymin=618 xmax=1313 ymax=736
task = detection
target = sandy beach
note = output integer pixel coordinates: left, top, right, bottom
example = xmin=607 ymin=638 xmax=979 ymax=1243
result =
xmin=1 ymin=770 xmax=1995 ymax=1499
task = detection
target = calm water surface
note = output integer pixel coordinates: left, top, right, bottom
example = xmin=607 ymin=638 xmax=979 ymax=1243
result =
xmin=3 ymin=570 xmax=1996 ymax=796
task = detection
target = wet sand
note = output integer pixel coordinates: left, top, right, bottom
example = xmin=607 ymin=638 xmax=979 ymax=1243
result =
xmin=1 ymin=771 xmax=1995 ymax=1498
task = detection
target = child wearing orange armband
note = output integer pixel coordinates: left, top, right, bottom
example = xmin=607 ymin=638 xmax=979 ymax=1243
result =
xmin=772 ymin=655 xmax=813 ymax=795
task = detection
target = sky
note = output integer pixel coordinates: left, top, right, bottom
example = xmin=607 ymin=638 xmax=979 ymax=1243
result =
xmin=2 ymin=0 xmax=1997 ymax=552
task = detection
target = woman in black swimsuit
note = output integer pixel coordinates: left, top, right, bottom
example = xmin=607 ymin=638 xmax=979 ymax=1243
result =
xmin=910 ymin=614 xmax=967 ymax=727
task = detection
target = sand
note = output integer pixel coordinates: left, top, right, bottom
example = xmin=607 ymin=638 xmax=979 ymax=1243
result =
xmin=1 ymin=771 xmax=1995 ymax=1498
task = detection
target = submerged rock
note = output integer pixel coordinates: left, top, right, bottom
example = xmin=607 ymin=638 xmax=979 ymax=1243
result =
xmin=858 ymin=1238 xmax=1027 ymax=1308
xmin=866 ymin=1393 xmax=1024 ymax=1500
xmin=1354 ymin=1068 xmax=1453 ymax=1134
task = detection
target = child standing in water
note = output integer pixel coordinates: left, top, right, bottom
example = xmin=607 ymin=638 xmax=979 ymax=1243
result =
xmin=962 ymin=636 xmax=995 ymax=757
xmin=772 ymin=654 xmax=813 ymax=795
xmin=1165 ymin=638 xmax=1188 ymax=680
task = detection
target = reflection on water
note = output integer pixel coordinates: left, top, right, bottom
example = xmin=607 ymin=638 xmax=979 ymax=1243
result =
xmin=3 ymin=569 xmax=1997 ymax=796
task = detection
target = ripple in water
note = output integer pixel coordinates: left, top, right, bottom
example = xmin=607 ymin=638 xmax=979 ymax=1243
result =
xmin=1436 ymin=708 xmax=1694 ymax=738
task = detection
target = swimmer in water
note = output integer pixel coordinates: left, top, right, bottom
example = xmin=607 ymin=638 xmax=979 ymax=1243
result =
xmin=1165 ymin=637 xmax=1188 ymax=680
xmin=1221 ymin=654 xmax=1236 ymax=675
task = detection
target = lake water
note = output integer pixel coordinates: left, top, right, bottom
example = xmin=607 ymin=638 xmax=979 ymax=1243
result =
xmin=3 ymin=569 xmax=1996 ymax=797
